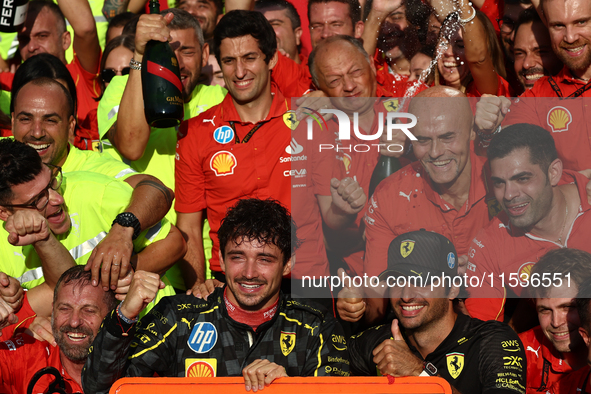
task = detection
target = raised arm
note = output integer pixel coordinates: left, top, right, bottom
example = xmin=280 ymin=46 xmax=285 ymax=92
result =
xmin=111 ymin=13 xmax=174 ymax=161
xmin=176 ymin=211 xmax=206 ymax=289
xmin=361 ymin=0 xmax=403 ymax=59
xmin=456 ymin=0 xmax=499 ymax=95
xmin=57 ymin=0 xmax=101 ymax=73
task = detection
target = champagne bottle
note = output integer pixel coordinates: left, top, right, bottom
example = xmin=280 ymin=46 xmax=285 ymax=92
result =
xmin=0 ymin=0 xmax=28 ymax=33
xmin=368 ymin=155 xmax=401 ymax=199
xmin=142 ymin=0 xmax=184 ymax=128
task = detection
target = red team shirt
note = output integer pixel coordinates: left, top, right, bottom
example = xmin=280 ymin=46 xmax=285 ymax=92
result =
xmin=364 ymin=152 xmax=499 ymax=276
xmin=549 ymin=366 xmax=591 ymax=394
xmin=465 ymin=171 xmax=591 ymax=321
xmin=504 ymin=66 xmax=591 ymax=171
xmin=290 ymin=120 xmax=342 ymax=280
xmin=67 ymin=54 xmax=101 ymax=147
xmin=518 ymin=326 xmax=575 ymax=394
xmin=175 ymin=84 xmax=292 ymax=272
xmin=0 ymin=334 xmax=83 ymax=394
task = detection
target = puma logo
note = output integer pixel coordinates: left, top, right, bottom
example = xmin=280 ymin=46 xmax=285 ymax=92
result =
xmin=181 ymin=317 xmax=195 ymax=329
xmin=203 ymin=116 xmax=216 ymax=127
xmin=526 ymin=346 xmax=540 ymax=357
xmin=399 ymin=191 xmax=411 ymax=202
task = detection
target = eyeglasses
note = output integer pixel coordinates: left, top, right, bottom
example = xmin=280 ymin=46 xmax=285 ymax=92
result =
xmin=496 ymin=18 xmax=516 ymax=34
xmin=101 ymin=67 xmax=131 ymax=83
xmin=3 ymin=164 xmax=63 ymax=211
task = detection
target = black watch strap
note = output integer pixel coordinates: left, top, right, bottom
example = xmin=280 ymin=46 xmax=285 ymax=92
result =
xmin=112 ymin=212 xmax=142 ymax=240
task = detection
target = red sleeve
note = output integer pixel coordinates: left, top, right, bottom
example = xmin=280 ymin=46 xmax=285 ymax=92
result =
xmin=503 ymin=89 xmax=538 ymax=126
xmin=175 ymin=118 xmax=207 ymax=213
xmin=464 ymin=226 xmax=506 ymax=321
xmin=0 ymin=72 xmax=13 ymax=91
xmin=0 ymin=292 xmax=36 ymax=339
xmin=478 ymin=0 xmax=504 ymax=35
xmin=363 ymin=184 xmax=397 ymax=277
xmin=271 ymin=52 xmax=313 ymax=98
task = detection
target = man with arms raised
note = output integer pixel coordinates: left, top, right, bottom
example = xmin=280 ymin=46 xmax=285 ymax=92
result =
xmin=349 ymin=230 xmax=526 ymax=394
xmin=18 ymin=0 xmax=102 ymax=139
xmin=476 ymin=0 xmax=591 ymax=171
xmin=338 ymin=86 xmax=498 ymax=325
xmin=0 ymin=138 xmax=185 ymax=321
xmin=82 ymin=199 xmax=349 ymax=393
xmin=8 ymin=73 xmax=174 ymax=292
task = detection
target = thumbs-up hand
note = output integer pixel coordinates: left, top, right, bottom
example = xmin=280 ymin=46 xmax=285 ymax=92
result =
xmin=336 ymin=268 xmax=366 ymax=322
xmin=372 ymin=319 xmax=425 ymax=377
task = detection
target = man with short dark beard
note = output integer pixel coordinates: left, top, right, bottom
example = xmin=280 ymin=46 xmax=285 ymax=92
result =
xmin=0 ymin=266 xmax=116 ymax=393
xmin=512 ymin=8 xmax=562 ymax=92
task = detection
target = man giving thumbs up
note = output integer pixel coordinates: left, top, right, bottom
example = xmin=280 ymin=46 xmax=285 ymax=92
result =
xmin=348 ymin=230 xmax=526 ymax=394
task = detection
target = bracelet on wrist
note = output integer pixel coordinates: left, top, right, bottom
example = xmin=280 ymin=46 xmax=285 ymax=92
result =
xmin=129 ymin=58 xmax=142 ymax=71
xmin=476 ymin=125 xmax=501 ymax=142
xmin=116 ymin=303 xmax=138 ymax=325
xmin=458 ymin=5 xmax=476 ymax=24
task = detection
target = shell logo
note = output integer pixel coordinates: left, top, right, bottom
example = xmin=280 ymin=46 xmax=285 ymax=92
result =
xmin=210 ymin=151 xmax=237 ymax=176
xmin=547 ymin=106 xmax=572 ymax=133
xmin=518 ymin=262 xmax=535 ymax=286
xmin=186 ymin=361 xmax=216 ymax=377
xmin=342 ymin=153 xmax=352 ymax=173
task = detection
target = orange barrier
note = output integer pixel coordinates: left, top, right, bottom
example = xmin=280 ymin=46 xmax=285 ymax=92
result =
xmin=109 ymin=376 xmax=452 ymax=394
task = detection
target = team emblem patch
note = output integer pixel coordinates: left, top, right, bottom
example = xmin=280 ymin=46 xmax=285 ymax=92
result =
xmin=280 ymin=331 xmax=296 ymax=356
xmin=446 ymin=352 xmax=464 ymax=379
xmin=547 ymin=106 xmax=572 ymax=133
xmin=518 ymin=262 xmax=535 ymax=286
xmin=400 ymin=240 xmax=415 ymax=258
xmin=187 ymin=322 xmax=218 ymax=353
xmin=383 ymin=98 xmax=399 ymax=112
xmin=487 ymin=198 xmax=502 ymax=217
xmin=447 ymin=252 xmax=456 ymax=269
xmin=283 ymin=110 xmax=300 ymax=130
xmin=342 ymin=153 xmax=352 ymax=173
xmin=210 ymin=151 xmax=237 ymax=176
xmin=185 ymin=359 xmax=217 ymax=377
xmin=213 ymin=126 xmax=234 ymax=144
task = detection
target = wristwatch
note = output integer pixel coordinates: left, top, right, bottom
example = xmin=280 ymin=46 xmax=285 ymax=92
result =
xmin=112 ymin=212 xmax=142 ymax=240
xmin=419 ymin=362 xmax=438 ymax=377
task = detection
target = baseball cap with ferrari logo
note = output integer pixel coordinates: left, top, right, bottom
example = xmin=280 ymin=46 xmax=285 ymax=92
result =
xmin=379 ymin=229 xmax=457 ymax=280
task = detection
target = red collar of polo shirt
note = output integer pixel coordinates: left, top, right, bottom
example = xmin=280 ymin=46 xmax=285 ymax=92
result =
xmin=421 ymin=150 xmax=488 ymax=213
xmin=555 ymin=66 xmax=590 ymax=86
xmin=219 ymin=82 xmax=289 ymax=124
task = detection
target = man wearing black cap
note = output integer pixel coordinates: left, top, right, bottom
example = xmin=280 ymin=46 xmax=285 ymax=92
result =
xmin=349 ymin=230 xmax=526 ymax=394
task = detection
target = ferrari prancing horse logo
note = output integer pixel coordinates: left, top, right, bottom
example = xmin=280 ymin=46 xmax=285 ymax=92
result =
xmin=446 ymin=352 xmax=464 ymax=379
xmin=400 ymin=240 xmax=415 ymax=258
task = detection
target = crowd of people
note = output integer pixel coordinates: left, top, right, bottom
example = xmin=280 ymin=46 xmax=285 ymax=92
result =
xmin=0 ymin=0 xmax=591 ymax=393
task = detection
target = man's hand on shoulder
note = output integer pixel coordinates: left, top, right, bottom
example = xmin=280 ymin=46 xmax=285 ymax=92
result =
xmin=373 ymin=319 xmax=424 ymax=377
xmin=243 ymin=359 xmax=288 ymax=392
xmin=85 ymin=224 xmax=134 ymax=291
xmin=186 ymin=279 xmax=224 ymax=300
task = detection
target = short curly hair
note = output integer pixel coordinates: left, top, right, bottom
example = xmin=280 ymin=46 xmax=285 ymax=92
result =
xmin=218 ymin=198 xmax=300 ymax=264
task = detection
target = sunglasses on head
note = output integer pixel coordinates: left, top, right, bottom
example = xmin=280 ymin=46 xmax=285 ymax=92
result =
xmin=101 ymin=67 xmax=131 ymax=83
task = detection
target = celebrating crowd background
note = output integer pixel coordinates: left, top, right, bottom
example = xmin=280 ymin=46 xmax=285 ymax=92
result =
xmin=2 ymin=0 xmax=591 ymax=392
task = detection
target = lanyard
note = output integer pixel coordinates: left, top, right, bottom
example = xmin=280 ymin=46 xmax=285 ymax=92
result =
xmin=548 ymin=76 xmax=591 ymax=98
xmin=229 ymin=121 xmax=264 ymax=144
